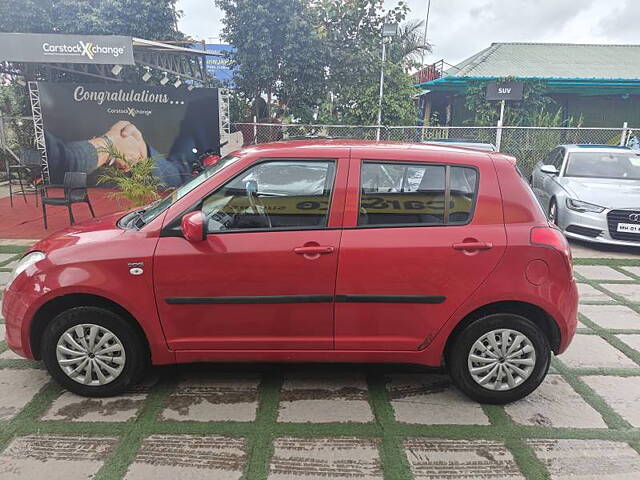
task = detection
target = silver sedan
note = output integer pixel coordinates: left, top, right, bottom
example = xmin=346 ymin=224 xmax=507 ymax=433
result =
xmin=530 ymin=145 xmax=640 ymax=247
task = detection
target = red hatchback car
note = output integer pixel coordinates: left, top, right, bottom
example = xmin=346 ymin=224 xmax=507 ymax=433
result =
xmin=3 ymin=140 xmax=578 ymax=403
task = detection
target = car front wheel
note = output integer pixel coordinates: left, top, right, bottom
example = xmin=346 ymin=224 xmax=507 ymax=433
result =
xmin=42 ymin=306 xmax=147 ymax=397
xmin=448 ymin=313 xmax=550 ymax=404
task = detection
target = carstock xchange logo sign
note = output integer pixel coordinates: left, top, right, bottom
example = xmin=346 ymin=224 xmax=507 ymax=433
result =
xmin=42 ymin=40 xmax=126 ymax=60
xmin=0 ymin=33 xmax=135 ymax=65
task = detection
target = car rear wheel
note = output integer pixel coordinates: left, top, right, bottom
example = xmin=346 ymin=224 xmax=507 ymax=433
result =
xmin=448 ymin=313 xmax=550 ymax=404
xmin=42 ymin=306 xmax=147 ymax=397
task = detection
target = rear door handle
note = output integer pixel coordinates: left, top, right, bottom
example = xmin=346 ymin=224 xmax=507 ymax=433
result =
xmin=452 ymin=241 xmax=493 ymax=251
xmin=294 ymin=245 xmax=335 ymax=255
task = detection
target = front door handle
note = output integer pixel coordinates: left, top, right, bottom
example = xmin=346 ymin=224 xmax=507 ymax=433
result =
xmin=294 ymin=245 xmax=335 ymax=255
xmin=452 ymin=241 xmax=493 ymax=251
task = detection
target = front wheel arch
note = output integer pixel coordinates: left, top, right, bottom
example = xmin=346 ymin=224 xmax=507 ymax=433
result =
xmin=30 ymin=293 xmax=150 ymax=362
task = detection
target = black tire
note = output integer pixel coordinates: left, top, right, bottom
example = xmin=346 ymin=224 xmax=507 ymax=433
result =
xmin=448 ymin=313 xmax=550 ymax=404
xmin=42 ymin=306 xmax=148 ymax=397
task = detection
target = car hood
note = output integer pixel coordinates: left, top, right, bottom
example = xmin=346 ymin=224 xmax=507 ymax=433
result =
xmin=558 ymin=177 xmax=640 ymax=209
xmin=30 ymin=211 xmax=128 ymax=254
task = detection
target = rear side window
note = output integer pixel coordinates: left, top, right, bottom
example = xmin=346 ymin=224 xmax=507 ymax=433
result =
xmin=359 ymin=161 xmax=478 ymax=226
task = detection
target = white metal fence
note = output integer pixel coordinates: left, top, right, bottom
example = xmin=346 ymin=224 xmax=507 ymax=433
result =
xmin=1 ymin=118 xmax=637 ymax=180
xmin=232 ymin=122 xmax=637 ymax=176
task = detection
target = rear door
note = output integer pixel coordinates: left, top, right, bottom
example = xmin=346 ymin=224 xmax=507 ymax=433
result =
xmin=335 ymin=152 xmax=507 ymax=350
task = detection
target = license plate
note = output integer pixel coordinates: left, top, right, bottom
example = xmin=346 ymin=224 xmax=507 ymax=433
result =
xmin=617 ymin=223 xmax=640 ymax=234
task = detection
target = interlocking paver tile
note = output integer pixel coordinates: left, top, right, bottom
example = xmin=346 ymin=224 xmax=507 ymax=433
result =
xmin=125 ymin=435 xmax=246 ymax=480
xmin=0 ymin=368 xmax=49 ymax=420
xmin=0 ymin=253 xmax=17 ymax=265
xmin=0 ymin=323 xmax=5 ymax=342
xmin=404 ymin=439 xmax=524 ymax=479
xmin=577 ymin=283 xmax=612 ymax=303
xmin=527 ymin=439 xmax=640 ymax=479
xmin=0 ymin=434 xmax=117 ymax=479
xmin=582 ymin=375 xmax=640 ymax=427
xmin=616 ymin=334 xmax=640 ymax=353
xmin=580 ymin=304 xmax=640 ymax=330
xmin=42 ymin=392 xmax=148 ymax=422
xmin=558 ymin=334 xmax=637 ymax=369
xmin=386 ymin=374 xmax=489 ymax=425
xmin=269 ymin=437 xmax=381 ymax=480
xmin=278 ymin=372 xmax=372 ymax=423
xmin=621 ymin=266 xmax=640 ymax=278
xmin=504 ymin=374 xmax=606 ymax=428
xmin=0 ymin=349 xmax=24 ymax=360
xmin=601 ymin=283 xmax=640 ymax=303
xmin=0 ymin=271 xmax=11 ymax=288
xmin=574 ymin=265 xmax=632 ymax=281
xmin=161 ymin=371 xmax=260 ymax=422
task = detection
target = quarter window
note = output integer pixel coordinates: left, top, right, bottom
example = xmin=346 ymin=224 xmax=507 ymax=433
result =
xmin=359 ymin=161 xmax=477 ymax=226
xmin=202 ymin=160 xmax=335 ymax=232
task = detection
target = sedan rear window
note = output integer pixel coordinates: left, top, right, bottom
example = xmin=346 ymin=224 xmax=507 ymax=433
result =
xmin=359 ymin=161 xmax=478 ymax=226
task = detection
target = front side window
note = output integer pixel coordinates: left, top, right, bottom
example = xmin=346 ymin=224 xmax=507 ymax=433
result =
xmin=359 ymin=161 xmax=477 ymax=226
xmin=202 ymin=160 xmax=335 ymax=232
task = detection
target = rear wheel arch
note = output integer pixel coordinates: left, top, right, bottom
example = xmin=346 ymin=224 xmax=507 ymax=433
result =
xmin=443 ymin=300 xmax=561 ymax=364
xmin=30 ymin=293 xmax=150 ymax=361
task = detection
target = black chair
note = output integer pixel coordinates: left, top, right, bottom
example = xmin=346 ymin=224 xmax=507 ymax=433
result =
xmin=41 ymin=172 xmax=95 ymax=229
xmin=8 ymin=150 xmax=43 ymax=207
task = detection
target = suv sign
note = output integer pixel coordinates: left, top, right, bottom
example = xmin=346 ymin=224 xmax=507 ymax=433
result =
xmin=486 ymin=81 xmax=524 ymax=101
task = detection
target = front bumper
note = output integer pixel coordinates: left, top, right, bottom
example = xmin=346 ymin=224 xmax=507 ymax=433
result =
xmin=1 ymin=279 xmax=34 ymax=358
xmin=560 ymin=207 xmax=640 ymax=248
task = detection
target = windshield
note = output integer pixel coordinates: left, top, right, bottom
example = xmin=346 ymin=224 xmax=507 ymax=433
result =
xmin=134 ymin=154 xmax=241 ymax=227
xmin=565 ymin=151 xmax=640 ymax=180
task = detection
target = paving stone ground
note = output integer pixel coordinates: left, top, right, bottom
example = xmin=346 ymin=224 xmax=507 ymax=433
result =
xmin=0 ymin=244 xmax=639 ymax=479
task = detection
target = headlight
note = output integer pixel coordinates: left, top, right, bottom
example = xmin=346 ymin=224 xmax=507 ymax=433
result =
xmin=566 ymin=198 xmax=605 ymax=213
xmin=8 ymin=251 xmax=46 ymax=285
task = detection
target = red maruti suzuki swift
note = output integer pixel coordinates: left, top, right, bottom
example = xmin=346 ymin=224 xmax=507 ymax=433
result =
xmin=2 ymin=140 xmax=578 ymax=403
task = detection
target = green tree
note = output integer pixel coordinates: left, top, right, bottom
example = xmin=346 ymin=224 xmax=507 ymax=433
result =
xmin=0 ymin=0 xmax=183 ymax=40
xmin=314 ymin=1 xmax=428 ymax=125
xmin=338 ymin=61 xmax=418 ymax=126
xmin=215 ymin=0 xmax=326 ymax=121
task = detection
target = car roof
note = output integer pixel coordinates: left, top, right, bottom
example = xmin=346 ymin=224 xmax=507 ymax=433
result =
xmin=560 ymin=144 xmax=632 ymax=153
xmin=240 ymin=139 xmax=498 ymax=161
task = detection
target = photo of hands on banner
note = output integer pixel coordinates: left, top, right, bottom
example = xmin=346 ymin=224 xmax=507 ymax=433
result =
xmin=37 ymin=83 xmax=224 ymax=188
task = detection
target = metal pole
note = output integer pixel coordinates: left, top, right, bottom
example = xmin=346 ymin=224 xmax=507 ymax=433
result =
xmin=376 ymin=41 xmax=386 ymax=141
xmin=620 ymin=121 xmax=628 ymax=146
xmin=421 ymin=0 xmax=432 ymax=66
xmin=496 ymin=99 xmax=505 ymax=151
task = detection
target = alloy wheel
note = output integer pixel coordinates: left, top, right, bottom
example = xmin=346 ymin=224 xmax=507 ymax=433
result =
xmin=55 ymin=323 xmax=126 ymax=386
xmin=467 ymin=328 xmax=536 ymax=391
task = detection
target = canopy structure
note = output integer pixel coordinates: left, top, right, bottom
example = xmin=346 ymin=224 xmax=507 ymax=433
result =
xmin=0 ymin=33 xmax=224 ymax=85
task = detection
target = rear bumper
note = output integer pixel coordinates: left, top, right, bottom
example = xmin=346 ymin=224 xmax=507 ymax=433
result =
xmin=557 ymin=278 xmax=579 ymax=354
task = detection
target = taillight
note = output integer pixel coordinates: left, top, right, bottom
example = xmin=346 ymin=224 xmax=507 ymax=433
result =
xmin=530 ymin=226 xmax=573 ymax=273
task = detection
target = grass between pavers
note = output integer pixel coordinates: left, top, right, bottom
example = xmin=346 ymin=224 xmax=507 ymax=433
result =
xmin=0 ymin=251 xmax=639 ymax=479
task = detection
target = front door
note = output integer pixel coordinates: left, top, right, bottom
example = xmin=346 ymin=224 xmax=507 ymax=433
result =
xmin=154 ymin=158 xmax=344 ymax=350
xmin=335 ymin=157 xmax=507 ymax=350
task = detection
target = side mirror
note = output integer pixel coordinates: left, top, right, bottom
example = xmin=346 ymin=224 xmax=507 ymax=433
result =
xmin=181 ymin=211 xmax=206 ymax=242
xmin=540 ymin=165 xmax=559 ymax=175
